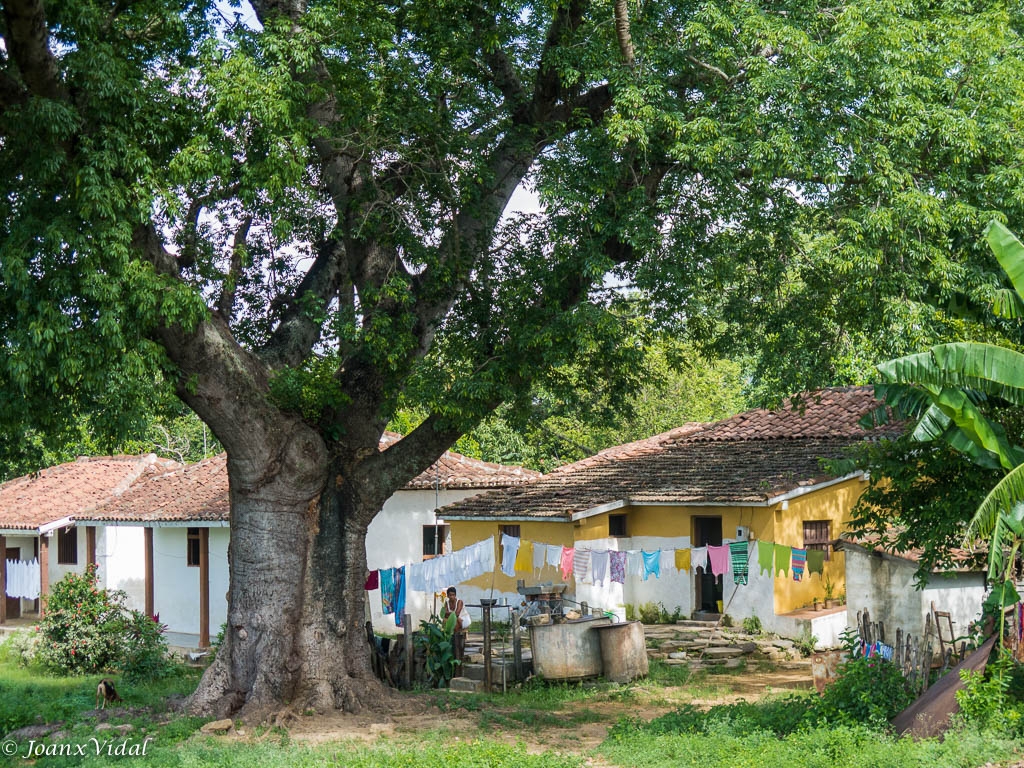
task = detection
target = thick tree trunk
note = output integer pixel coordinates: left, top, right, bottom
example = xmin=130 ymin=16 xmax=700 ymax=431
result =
xmin=186 ymin=446 xmax=388 ymax=721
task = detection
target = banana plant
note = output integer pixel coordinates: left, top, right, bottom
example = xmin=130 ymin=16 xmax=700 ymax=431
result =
xmin=876 ymin=221 xmax=1024 ymax=621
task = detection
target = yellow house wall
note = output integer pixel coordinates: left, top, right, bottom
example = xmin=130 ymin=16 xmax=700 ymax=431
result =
xmin=767 ymin=477 xmax=864 ymax=614
xmin=450 ymin=519 xmax=574 ymax=593
xmin=448 ymin=476 xmax=865 ymax=619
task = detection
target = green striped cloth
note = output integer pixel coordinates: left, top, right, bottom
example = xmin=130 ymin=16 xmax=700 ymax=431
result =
xmin=730 ymin=541 xmax=750 ymax=585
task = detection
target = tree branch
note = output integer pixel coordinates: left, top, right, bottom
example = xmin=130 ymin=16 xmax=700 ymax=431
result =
xmin=216 ymin=215 xmax=252 ymax=320
xmin=259 ymin=238 xmax=349 ymax=369
xmin=2 ymin=0 xmax=65 ymax=101
xmin=613 ymin=0 xmax=635 ymax=67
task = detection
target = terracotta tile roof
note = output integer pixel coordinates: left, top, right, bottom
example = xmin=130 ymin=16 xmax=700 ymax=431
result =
xmin=79 ymin=438 xmax=540 ymax=524
xmin=0 ymin=455 xmax=180 ymax=530
xmin=440 ymin=387 xmax=902 ymax=521
xmin=380 ymin=432 xmax=542 ymax=489
xmin=81 ymin=454 xmax=230 ymax=523
xmin=679 ymin=387 xmax=903 ymax=443
xmin=837 ymin=531 xmax=982 ymax=572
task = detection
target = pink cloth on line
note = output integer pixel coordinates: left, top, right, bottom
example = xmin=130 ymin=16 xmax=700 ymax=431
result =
xmin=560 ymin=546 xmax=575 ymax=580
xmin=708 ymin=544 xmax=730 ymax=577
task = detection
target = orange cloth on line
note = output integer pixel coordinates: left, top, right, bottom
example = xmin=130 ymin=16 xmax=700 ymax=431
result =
xmin=514 ymin=540 xmax=533 ymax=573
xmin=675 ymin=548 xmax=691 ymax=572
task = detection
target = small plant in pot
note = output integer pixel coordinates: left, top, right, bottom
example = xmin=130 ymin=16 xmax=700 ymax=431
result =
xmin=824 ymin=576 xmax=838 ymax=608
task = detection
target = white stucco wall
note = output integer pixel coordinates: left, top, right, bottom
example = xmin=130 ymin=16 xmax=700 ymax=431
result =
xmin=98 ymin=526 xmax=147 ymax=612
xmin=47 ymin=525 xmax=86 ymax=586
xmin=151 ymin=527 xmax=229 ymax=638
xmin=844 ymin=547 xmax=986 ymax=641
xmin=365 ymin=488 xmax=480 ymax=632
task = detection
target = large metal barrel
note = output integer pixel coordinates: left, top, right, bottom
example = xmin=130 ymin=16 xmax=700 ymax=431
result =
xmin=592 ymin=620 xmax=649 ymax=683
xmin=528 ymin=615 xmax=611 ymax=680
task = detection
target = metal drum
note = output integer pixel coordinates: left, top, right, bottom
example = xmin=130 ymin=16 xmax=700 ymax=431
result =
xmin=592 ymin=620 xmax=649 ymax=683
xmin=528 ymin=615 xmax=611 ymax=680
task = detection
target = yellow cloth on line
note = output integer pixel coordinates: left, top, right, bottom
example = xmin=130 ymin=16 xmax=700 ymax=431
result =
xmin=514 ymin=540 xmax=533 ymax=573
xmin=675 ymin=548 xmax=691 ymax=572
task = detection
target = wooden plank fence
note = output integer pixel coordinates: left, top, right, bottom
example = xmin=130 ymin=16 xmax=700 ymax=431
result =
xmin=856 ymin=609 xmax=970 ymax=695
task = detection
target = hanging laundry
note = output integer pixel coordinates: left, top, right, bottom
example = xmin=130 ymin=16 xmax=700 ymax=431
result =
xmin=691 ymin=546 xmax=708 ymax=572
xmin=659 ymin=549 xmax=675 ymax=574
xmin=675 ymin=548 xmax=691 ymax=572
xmin=547 ymin=544 xmax=563 ymax=569
xmin=626 ymin=550 xmax=644 ymax=578
xmin=560 ymin=546 xmax=575 ymax=580
xmin=708 ymin=545 xmax=730 ymax=577
xmin=514 ymin=540 xmax=533 ymax=573
xmin=806 ymin=549 xmax=825 ymax=577
xmin=500 ymin=533 xmax=520 ymax=577
xmin=791 ymin=548 xmax=807 ymax=582
xmin=406 ymin=561 xmax=427 ymax=592
xmin=591 ymin=550 xmax=609 ymax=585
xmin=533 ymin=541 xmax=548 ymax=573
xmin=364 ymin=569 xmax=379 ymax=591
xmin=380 ymin=568 xmax=397 ymax=615
xmin=729 ymin=541 xmax=749 ymax=585
xmin=774 ymin=544 xmax=791 ymax=577
xmin=574 ymin=548 xmax=592 ymax=584
xmin=642 ymin=550 xmax=661 ymax=580
xmin=394 ymin=566 xmax=406 ymax=626
xmin=610 ymin=550 xmax=627 ymax=584
xmin=757 ymin=540 xmax=775 ymax=576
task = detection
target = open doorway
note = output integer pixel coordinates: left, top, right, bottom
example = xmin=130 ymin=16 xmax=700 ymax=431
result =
xmin=692 ymin=517 xmax=723 ymax=614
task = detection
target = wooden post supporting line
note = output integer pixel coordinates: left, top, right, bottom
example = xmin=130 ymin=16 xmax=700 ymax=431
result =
xmin=86 ymin=526 xmax=97 ymax=568
xmin=144 ymin=527 xmax=154 ymax=619
xmin=39 ymin=534 xmax=49 ymax=618
xmin=199 ymin=527 xmax=210 ymax=648
xmin=482 ymin=603 xmax=493 ymax=692
xmin=403 ymin=614 xmax=412 ymax=689
xmin=0 ymin=534 xmax=6 ymax=625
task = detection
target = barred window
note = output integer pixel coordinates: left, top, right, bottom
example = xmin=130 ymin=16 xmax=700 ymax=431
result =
xmin=803 ymin=520 xmax=832 ymax=561
xmin=187 ymin=527 xmax=201 ymax=567
xmin=57 ymin=527 xmax=78 ymax=565
xmin=422 ymin=524 xmax=450 ymax=558
xmin=608 ymin=514 xmax=628 ymax=537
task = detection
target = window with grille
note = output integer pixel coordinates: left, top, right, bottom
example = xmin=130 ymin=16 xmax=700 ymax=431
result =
xmin=608 ymin=514 xmax=627 ymax=537
xmin=803 ymin=520 xmax=832 ymax=561
xmin=57 ymin=527 xmax=78 ymax=565
xmin=187 ymin=527 xmax=201 ymax=567
xmin=422 ymin=524 xmax=450 ymax=558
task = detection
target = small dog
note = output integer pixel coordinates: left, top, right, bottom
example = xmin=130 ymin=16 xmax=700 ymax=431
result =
xmin=96 ymin=679 xmax=121 ymax=710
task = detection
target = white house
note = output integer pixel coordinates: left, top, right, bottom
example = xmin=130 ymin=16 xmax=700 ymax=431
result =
xmin=2 ymin=441 xmax=539 ymax=646
xmin=0 ymin=454 xmax=179 ymax=623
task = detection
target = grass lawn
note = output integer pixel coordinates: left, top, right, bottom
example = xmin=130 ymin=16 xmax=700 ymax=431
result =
xmin=1 ymin=645 xmax=1022 ymax=768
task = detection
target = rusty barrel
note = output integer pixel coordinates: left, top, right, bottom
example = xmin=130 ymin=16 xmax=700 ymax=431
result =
xmin=529 ymin=615 xmax=611 ymax=680
xmin=592 ymin=620 xmax=649 ymax=683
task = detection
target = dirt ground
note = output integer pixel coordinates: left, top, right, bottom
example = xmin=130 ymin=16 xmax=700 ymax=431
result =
xmin=272 ymin=664 xmax=815 ymax=756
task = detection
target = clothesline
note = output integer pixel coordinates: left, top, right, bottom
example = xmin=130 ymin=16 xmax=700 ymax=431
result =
xmin=367 ymin=535 xmax=830 ymax=624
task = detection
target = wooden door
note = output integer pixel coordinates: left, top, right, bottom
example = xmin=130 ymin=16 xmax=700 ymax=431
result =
xmin=5 ymin=547 xmax=21 ymax=619
xmin=692 ymin=517 xmax=723 ymax=614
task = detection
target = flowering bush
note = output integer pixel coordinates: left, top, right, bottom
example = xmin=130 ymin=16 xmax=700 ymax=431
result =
xmin=37 ymin=564 xmax=171 ymax=680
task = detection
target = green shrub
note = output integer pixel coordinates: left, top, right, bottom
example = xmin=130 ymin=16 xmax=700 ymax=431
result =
xmin=741 ymin=615 xmax=762 ymax=635
xmin=37 ymin=563 xmax=172 ymax=680
xmin=121 ymin=609 xmax=173 ymax=683
xmin=637 ymin=602 xmax=662 ymax=624
xmin=38 ymin=564 xmax=126 ymax=674
xmin=0 ymin=629 xmax=40 ymax=667
xmin=956 ymin=655 xmax=1024 ymax=735
xmin=814 ymin=655 xmax=915 ymax=728
xmin=415 ymin=612 xmax=459 ymax=687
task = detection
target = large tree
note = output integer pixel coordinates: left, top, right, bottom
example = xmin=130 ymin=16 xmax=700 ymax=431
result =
xmin=2 ymin=0 xmax=1024 ymax=718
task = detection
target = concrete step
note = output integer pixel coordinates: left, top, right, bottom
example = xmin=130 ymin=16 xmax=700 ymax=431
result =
xmin=449 ymin=676 xmax=486 ymax=693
